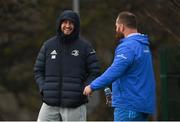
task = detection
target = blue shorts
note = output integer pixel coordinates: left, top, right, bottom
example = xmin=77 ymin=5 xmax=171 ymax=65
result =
xmin=114 ymin=107 xmax=149 ymax=121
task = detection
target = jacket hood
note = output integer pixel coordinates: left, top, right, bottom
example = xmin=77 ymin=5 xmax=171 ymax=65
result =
xmin=56 ymin=10 xmax=80 ymax=42
xmin=121 ymin=34 xmax=150 ymax=45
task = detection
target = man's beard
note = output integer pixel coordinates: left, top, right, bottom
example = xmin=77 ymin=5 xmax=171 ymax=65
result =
xmin=115 ymin=31 xmax=124 ymax=42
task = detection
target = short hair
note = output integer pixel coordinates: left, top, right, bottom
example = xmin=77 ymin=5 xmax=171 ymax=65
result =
xmin=117 ymin=11 xmax=137 ymax=29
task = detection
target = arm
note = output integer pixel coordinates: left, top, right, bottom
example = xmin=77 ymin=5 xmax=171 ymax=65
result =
xmin=90 ymin=45 xmax=135 ymax=91
xmin=34 ymin=43 xmax=46 ymax=92
xmin=85 ymin=44 xmax=100 ymax=87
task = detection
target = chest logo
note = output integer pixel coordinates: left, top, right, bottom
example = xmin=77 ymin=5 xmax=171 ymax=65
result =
xmin=71 ymin=50 xmax=79 ymax=56
xmin=50 ymin=50 xmax=57 ymax=59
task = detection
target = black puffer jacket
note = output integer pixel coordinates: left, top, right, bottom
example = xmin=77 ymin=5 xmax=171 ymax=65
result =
xmin=34 ymin=10 xmax=100 ymax=107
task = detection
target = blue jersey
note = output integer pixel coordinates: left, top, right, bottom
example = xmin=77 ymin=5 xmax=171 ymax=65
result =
xmin=90 ymin=34 xmax=156 ymax=114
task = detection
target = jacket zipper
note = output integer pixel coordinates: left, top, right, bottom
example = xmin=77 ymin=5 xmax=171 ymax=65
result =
xmin=57 ymin=37 xmax=64 ymax=106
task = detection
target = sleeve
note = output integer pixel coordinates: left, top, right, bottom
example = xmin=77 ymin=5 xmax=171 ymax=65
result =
xmin=84 ymin=44 xmax=100 ymax=87
xmin=34 ymin=43 xmax=46 ymax=92
xmin=90 ymin=45 xmax=135 ymax=91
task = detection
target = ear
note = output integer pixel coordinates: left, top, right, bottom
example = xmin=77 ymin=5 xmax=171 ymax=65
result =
xmin=117 ymin=25 xmax=120 ymax=32
xmin=121 ymin=24 xmax=125 ymax=32
xmin=117 ymin=24 xmax=122 ymax=32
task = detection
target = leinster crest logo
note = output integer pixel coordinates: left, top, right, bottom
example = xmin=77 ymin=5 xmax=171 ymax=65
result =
xmin=71 ymin=50 xmax=79 ymax=56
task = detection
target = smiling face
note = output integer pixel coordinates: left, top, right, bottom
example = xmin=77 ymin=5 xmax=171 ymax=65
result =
xmin=61 ymin=20 xmax=74 ymax=35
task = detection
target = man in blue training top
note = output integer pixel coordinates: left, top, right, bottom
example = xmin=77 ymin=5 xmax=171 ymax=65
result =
xmin=83 ymin=11 xmax=156 ymax=121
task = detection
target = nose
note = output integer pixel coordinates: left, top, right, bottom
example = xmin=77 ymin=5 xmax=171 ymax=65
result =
xmin=66 ymin=22 xmax=70 ymax=27
xmin=65 ymin=21 xmax=72 ymax=27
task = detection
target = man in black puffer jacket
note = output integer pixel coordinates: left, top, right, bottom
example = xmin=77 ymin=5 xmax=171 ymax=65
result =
xmin=34 ymin=10 xmax=100 ymax=121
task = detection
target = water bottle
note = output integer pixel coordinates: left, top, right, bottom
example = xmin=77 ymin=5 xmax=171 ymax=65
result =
xmin=104 ymin=87 xmax=112 ymax=107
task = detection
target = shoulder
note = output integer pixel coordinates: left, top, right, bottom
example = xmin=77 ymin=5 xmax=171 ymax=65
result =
xmin=118 ymin=38 xmax=139 ymax=50
xmin=79 ymin=36 xmax=92 ymax=45
xmin=43 ymin=36 xmax=57 ymax=47
xmin=45 ymin=36 xmax=57 ymax=44
xmin=78 ymin=36 xmax=93 ymax=48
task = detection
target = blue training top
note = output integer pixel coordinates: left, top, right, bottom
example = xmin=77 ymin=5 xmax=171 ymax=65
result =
xmin=90 ymin=33 xmax=156 ymax=114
